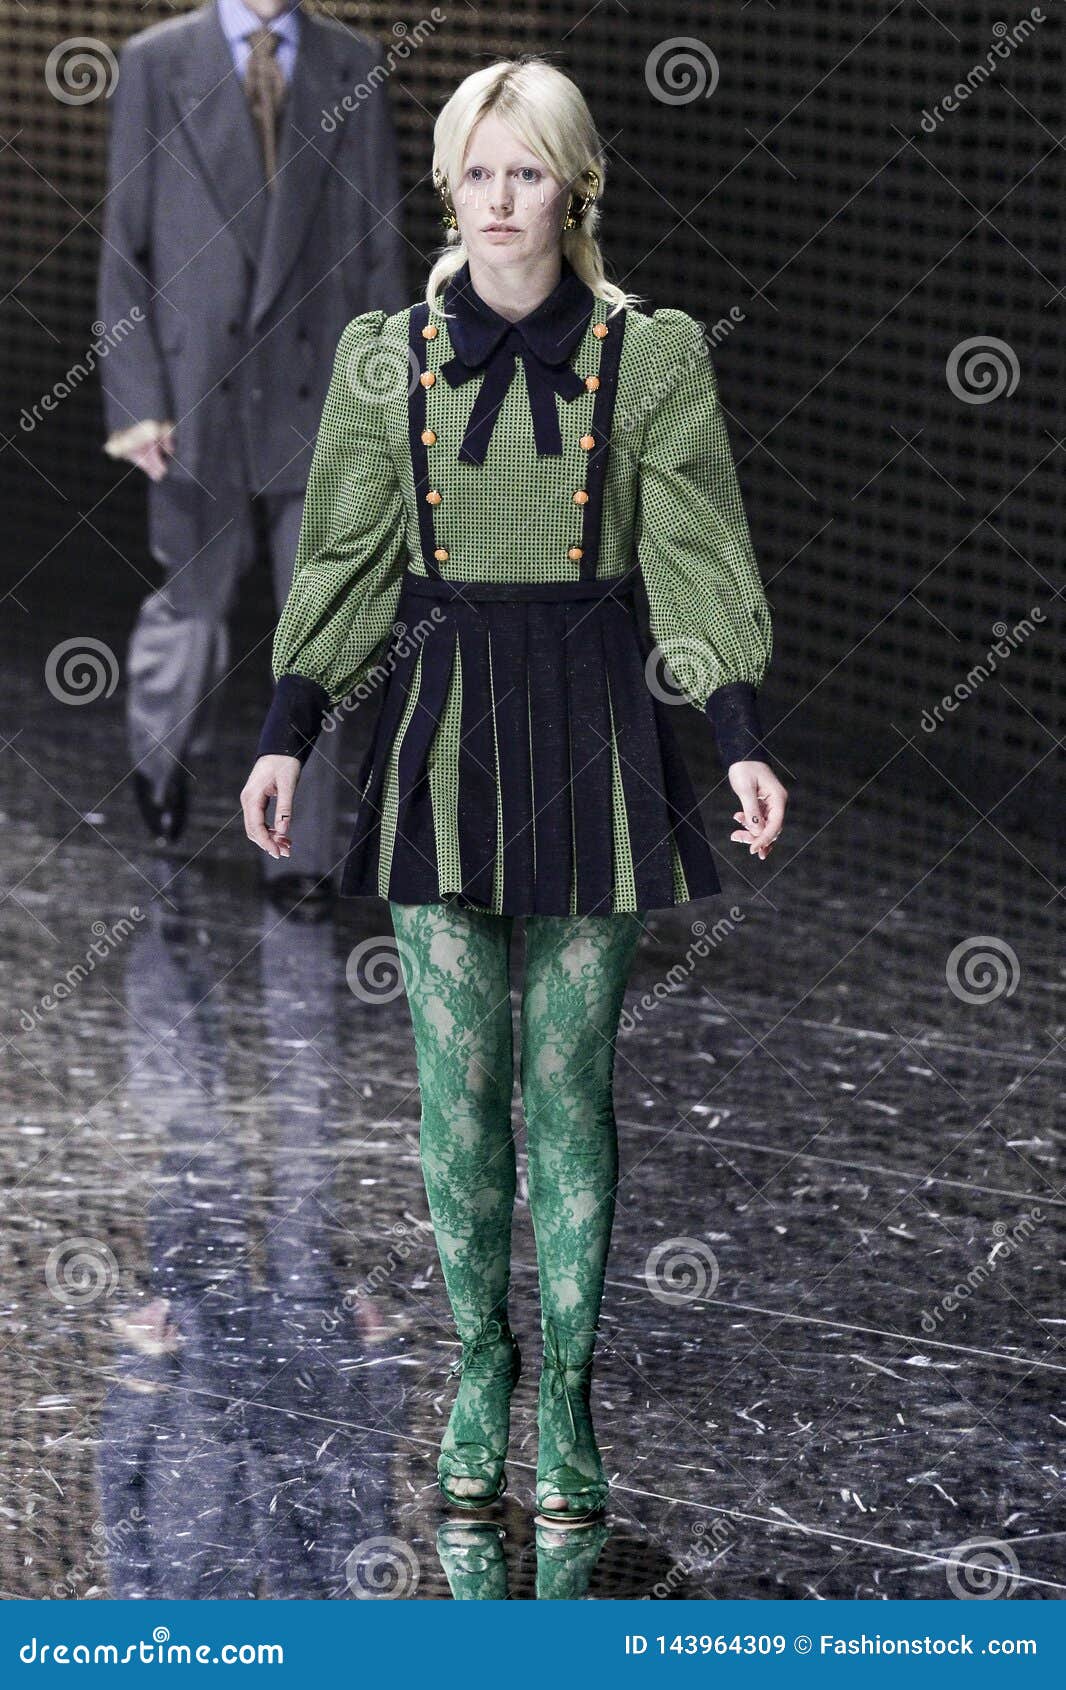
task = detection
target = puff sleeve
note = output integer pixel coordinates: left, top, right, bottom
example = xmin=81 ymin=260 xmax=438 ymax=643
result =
xmin=255 ymin=310 xmax=410 ymax=763
xmin=636 ymin=307 xmax=774 ymax=770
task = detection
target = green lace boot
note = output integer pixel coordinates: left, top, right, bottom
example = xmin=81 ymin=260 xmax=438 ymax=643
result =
xmin=438 ymin=1312 xmax=522 ymax=1509
xmin=534 ymin=1318 xmax=609 ymax=1524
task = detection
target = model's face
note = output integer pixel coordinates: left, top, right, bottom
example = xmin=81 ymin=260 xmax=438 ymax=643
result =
xmin=453 ymin=114 xmax=570 ymax=270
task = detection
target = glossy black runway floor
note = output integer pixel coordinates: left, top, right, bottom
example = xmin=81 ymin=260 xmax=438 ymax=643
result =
xmin=2 ymin=631 xmax=1063 ymax=1601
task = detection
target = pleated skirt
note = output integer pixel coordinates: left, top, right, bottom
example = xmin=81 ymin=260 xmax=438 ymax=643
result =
xmin=339 ymin=567 xmax=723 ymax=915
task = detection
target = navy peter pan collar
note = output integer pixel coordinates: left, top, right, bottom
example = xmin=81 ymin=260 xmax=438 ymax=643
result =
xmin=439 ymin=256 xmax=596 ymax=464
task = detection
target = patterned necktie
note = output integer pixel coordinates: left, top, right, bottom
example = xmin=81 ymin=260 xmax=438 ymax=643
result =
xmin=242 ymin=26 xmax=285 ymax=189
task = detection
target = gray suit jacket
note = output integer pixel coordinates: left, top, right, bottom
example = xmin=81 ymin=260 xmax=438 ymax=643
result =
xmin=96 ymin=0 xmax=409 ymax=498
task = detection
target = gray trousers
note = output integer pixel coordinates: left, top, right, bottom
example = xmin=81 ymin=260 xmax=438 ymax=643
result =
xmin=127 ymin=476 xmax=342 ymax=882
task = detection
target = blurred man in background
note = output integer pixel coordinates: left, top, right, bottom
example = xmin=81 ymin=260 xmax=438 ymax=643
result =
xmin=97 ymin=0 xmax=408 ymax=918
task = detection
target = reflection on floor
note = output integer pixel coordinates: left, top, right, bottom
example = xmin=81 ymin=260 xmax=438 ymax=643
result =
xmin=2 ymin=660 xmax=1063 ymax=1600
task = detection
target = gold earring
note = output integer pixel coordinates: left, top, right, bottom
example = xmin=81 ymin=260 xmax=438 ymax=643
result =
xmin=563 ymin=167 xmax=600 ymax=230
xmin=433 ymin=166 xmax=458 ymax=230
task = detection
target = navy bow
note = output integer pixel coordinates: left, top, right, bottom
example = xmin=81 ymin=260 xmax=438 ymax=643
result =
xmin=438 ymin=259 xmax=595 ymax=466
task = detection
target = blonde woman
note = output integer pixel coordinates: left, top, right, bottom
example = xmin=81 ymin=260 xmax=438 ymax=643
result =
xmin=242 ymin=55 xmax=788 ymax=1523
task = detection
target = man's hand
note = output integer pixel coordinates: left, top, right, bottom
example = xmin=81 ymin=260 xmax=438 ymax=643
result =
xmin=105 ymin=420 xmax=176 ymax=481
xmin=241 ymin=754 xmax=302 ymax=859
xmin=728 ymin=760 xmax=788 ymax=861
xmin=130 ymin=425 xmax=175 ymax=482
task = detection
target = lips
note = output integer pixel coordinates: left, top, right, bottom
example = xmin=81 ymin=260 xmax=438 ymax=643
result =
xmin=483 ymin=225 xmax=519 ymax=232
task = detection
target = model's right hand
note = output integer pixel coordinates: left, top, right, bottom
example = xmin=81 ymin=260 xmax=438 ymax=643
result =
xmin=241 ymin=755 xmax=302 ymax=858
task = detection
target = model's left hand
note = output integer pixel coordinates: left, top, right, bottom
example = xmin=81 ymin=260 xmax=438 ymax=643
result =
xmin=728 ymin=760 xmax=788 ymax=861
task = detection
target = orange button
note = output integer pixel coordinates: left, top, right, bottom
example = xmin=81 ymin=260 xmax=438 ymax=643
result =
xmin=420 ymin=371 xmax=436 ymax=388
xmin=426 ymin=489 xmax=442 ymax=505
xmin=584 ymin=375 xmax=600 ymax=391
xmin=592 ymin=322 xmax=608 ymax=339
xmin=580 ymin=434 xmax=595 ymax=449
xmin=421 ymin=428 xmax=437 ymax=445
xmin=422 ymin=325 xmax=438 ymax=339
xmin=568 ymin=546 xmax=584 ymax=561
xmin=573 ymin=489 xmax=589 ymax=505
xmin=434 ymin=546 xmax=449 ymax=561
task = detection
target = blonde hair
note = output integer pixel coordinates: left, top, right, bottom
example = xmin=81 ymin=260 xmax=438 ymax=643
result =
xmin=424 ymin=56 xmax=644 ymax=320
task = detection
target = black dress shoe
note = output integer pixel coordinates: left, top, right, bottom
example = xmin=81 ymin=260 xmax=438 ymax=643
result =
xmin=132 ymin=769 xmax=188 ymax=844
xmin=263 ymin=872 xmax=337 ymax=922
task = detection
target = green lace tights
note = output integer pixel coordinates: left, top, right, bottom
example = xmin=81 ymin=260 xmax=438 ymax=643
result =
xmin=389 ymin=898 xmax=643 ymax=1509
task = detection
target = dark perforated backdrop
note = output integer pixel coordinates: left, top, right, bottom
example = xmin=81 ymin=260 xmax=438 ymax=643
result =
xmin=2 ymin=2 xmax=1061 ymax=804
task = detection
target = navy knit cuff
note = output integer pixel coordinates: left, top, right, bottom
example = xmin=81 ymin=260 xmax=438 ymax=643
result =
xmin=705 ymin=681 xmax=769 ymax=770
xmin=256 ymin=673 xmax=332 ymax=766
